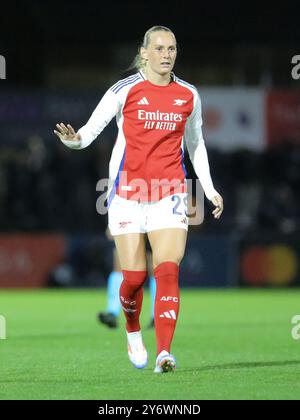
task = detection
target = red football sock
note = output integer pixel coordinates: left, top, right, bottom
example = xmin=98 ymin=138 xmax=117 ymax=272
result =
xmin=154 ymin=262 xmax=180 ymax=355
xmin=119 ymin=270 xmax=147 ymax=333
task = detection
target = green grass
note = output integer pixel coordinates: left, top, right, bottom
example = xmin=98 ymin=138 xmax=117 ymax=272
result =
xmin=0 ymin=288 xmax=300 ymax=400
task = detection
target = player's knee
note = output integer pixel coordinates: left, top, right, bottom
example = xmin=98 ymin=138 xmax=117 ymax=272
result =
xmin=153 ymin=253 xmax=184 ymax=269
xmin=119 ymin=260 xmax=147 ymax=271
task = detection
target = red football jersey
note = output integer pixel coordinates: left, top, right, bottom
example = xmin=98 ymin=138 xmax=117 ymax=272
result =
xmin=78 ymin=71 xmax=217 ymax=202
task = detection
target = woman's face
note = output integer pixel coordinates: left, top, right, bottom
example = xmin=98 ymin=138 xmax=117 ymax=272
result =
xmin=141 ymin=31 xmax=177 ymax=76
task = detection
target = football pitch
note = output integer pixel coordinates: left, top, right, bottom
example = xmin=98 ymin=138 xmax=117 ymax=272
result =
xmin=0 ymin=288 xmax=300 ymax=400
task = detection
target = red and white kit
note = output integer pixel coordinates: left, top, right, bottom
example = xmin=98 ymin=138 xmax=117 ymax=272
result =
xmin=77 ymin=71 xmax=217 ymax=235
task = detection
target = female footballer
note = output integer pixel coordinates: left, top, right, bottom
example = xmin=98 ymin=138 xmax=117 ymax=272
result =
xmin=54 ymin=25 xmax=223 ymax=373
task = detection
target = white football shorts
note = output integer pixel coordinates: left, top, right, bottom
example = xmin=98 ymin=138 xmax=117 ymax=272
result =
xmin=108 ymin=193 xmax=189 ymax=235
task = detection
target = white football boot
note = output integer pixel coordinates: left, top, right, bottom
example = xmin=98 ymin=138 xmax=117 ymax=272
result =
xmin=127 ymin=331 xmax=148 ymax=369
xmin=154 ymin=350 xmax=176 ymax=373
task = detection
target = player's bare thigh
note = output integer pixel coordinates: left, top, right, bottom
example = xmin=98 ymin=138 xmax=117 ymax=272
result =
xmin=113 ymin=233 xmax=147 ymax=271
xmin=113 ymin=248 xmax=122 ymax=272
xmin=147 ymin=228 xmax=188 ymax=270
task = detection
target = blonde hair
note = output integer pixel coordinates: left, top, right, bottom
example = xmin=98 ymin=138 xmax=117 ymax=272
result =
xmin=130 ymin=26 xmax=176 ymax=72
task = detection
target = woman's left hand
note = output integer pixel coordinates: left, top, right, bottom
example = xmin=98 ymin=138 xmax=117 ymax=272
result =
xmin=211 ymin=194 xmax=224 ymax=219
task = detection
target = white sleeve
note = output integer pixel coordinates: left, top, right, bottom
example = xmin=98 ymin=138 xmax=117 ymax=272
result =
xmin=75 ymin=89 xmax=119 ymax=149
xmin=184 ymin=91 xmax=219 ymax=200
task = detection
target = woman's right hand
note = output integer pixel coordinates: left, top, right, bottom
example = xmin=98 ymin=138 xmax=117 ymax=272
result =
xmin=54 ymin=123 xmax=82 ymax=148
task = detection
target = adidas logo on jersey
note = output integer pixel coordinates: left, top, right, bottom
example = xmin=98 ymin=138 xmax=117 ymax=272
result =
xmin=159 ymin=310 xmax=177 ymax=320
xmin=137 ymin=97 xmax=149 ymax=105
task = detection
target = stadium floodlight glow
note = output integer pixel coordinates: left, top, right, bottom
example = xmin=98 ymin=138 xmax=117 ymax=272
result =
xmin=0 ymin=315 xmax=6 ymax=339
xmin=0 ymin=55 xmax=6 ymax=79
xmin=291 ymin=55 xmax=300 ymax=80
